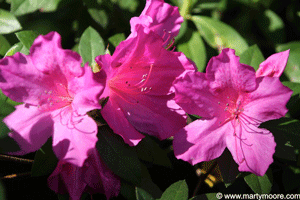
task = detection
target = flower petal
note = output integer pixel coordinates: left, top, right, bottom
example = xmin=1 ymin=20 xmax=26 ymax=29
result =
xmin=173 ymin=71 xmax=220 ymax=118
xmin=48 ymin=160 xmax=86 ymax=199
xmin=206 ymin=48 xmax=257 ymax=93
xmin=84 ymin=149 xmax=121 ymax=199
xmin=3 ymin=104 xmax=53 ymax=155
xmin=226 ymin=123 xmax=275 ymax=176
xmin=243 ymin=76 xmax=293 ymax=122
xmin=52 ymin=109 xmax=98 ymax=167
xmin=130 ymin=0 xmax=183 ymax=43
xmin=173 ymin=118 xmax=229 ymax=165
xmin=101 ymin=98 xmax=144 ymax=146
xmin=256 ymin=50 xmax=289 ymax=77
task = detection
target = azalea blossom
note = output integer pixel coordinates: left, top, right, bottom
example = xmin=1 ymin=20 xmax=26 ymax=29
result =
xmin=173 ymin=48 xmax=292 ymax=176
xmin=95 ymin=24 xmax=195 ymax=146
xmin=48 ymin=148 xmax=120 ymax=200
xmin=0 ymin=32 xmax=105 ymax=167
xmin=129 ymin=0 xmax=183 ymax=45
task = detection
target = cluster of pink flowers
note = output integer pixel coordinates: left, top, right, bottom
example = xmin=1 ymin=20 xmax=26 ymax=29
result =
xmin=0 ymin=0 xmax=293 ymax=199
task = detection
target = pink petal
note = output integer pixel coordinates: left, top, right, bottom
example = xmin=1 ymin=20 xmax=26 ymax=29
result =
xmin=206 ymin=48 xmax=257 ymax=93
xmin=115 ymin=93 xmax=186 ymax=140
xmin=226 ymin=123 xmax=275 ymax=176
xmin=52 ymin=108 xmax=98 ymax=167
xmin=84 ymin=149 xmax=120 ymax=198
xmin=173 ymin=118 xmax=229 ymax=165
xmin=48 ymin=160 xmax=87 ymax=200
xmin=70 ymin=64 xmax=106 ymax=115
xmin=256 ymin=50 xmax=289 ymax=77
xmin=101 ymin=98 xmax=144 ymax=146
xmin=130 ymin=0 xmax=183 ymax=43
xmin=243 ymin=76 xmax=293 ymax=122
xmin=173 ymin=71 xmax=221 ymax=118
xmin=3 ymin=104 xmax=53 ymax=155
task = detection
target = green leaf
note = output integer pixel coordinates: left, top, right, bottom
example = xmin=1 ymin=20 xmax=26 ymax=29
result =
xmin=260 ymin=117 xmax=300 ymax=161
xmin=136 ymin=135 xmax=172 ymax=168
xmin=257 ymin=9 xmax=285 ymax=44
xmin=190 ymin=193 xmax=219 ymax=200
xmin=177 ymin=29 xmax=206 ymax=72
xmin=88 ymin=8 xmax=109 ymax=29
xmin=0 ymin=35 xmax=11 ymax=56
xmin=160 ymin=180 xmax=188 ymax=200
xmin=40 ymin=0 xmax=63 ymax=12
xmin=96 ymin=125 xmax=142 ymax=185
xmin=282 ymin=81 xmax=300 ymax=117
xmin=276 ymin=41 xmax=300 ymax=83
xmin=244 ymin=170 xmax=273 ymax=194
xmin=191 ymin=15 xmax=248 ymax=55
xmin=282 ymin=166 xmax=300 ymax=191
xmin=10 ymin=0 xmax=49 ymax=16
xmin=4 ymin=42 xmax=28 ymax=56
xmin=108 ymin=33 xmax=125 ymax=48
xmin=15 ymin=30 xmax=39 ymax=51
xmin=111 ymin=0 xmax=139 ymax=13
xmin=0 ymin=9 xmax=22 ymax=34
xmin=239 ymin=44 xmax=265 ymax=71
xmin=79 ymin=27 xmax=105 ymax=66
xmin=136 ymin=187 xmax=155 ymax=200
xmin=31 ymin=138 xmax=58 ymax=177
xmin=0 ymin=181 xmax=6 ymax=200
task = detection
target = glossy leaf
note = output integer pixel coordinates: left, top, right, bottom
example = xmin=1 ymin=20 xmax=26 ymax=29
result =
xmin=135 ymin=135 xmax=172 ymax=168
xmin=79 ymin=26 xmax=105 ymax=66
xmin=276 ymin=42 xmax=300 ymax=83
xmin=15 ymin=30 xmax=39 ymax=51
xmin=191 ymin=15 xmax=248 ymax=55
xmin=0 ymin=9 xmax=22 ymax=34
xmin=177 ymin=29 xmax=206 ymax=72
xmin=108 ymin=33 xmax=125 ymax=48
xmin=96 ymin=125 xmax=142 ymax=185
xmin=239 ymin=44 xmax=265 ymax=71
xmin=4 ymin=42 xmax=28 ymax=56
xmin=10 ymin=0 xmax=48 ymax=16
xmin=244 ymin=170 xmax=273 ymax=194
xmin=0 ymin=35 xmax=11 ymax=56
xmin=136 ymin=187 xmax=155 ymax=200
xmin=159 ymin=180 xmax=188 ymax=200
xmin=31 ymin=138 xmax=58 ymax=177
xmin=282 ymin=81 xmax=300 ymax=118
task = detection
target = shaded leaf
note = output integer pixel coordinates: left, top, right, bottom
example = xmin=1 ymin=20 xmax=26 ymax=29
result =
xmin=276 ymin=42 xmax=300 ymax=83
xmin=0 ymin=9 xmax=22 ymax=34
xmin=191 ymin=15 xmax=248 ymax=55
xmin=0 ymin=181 xmax=6 ymax=200
xmin=177 ymin=29 xmax=206 ymax=72
xmin=135 ymin=135 xmax=172 ymax=168
xmin=136 ymin=187 xmax=155 ymax=200
xmin=79 ymin=26 xmax=105 ymax=66
xmin=282 ymin=81 xmax=300 ymax=118
xmin=88 ymin=8 xmax=109 ymax=29
xmin=160 ymin=180 xmax=188 ymax=200
xmin=96 ymin=125 xmax=142 ymax=185
xmin=31 ymin=138 xmax=58 ymax=177
xmin=4 ymin=42 xmax=28 ymax=56
xmin=244 ymin=170 xmax=273 ymax=194
xmin=10 ymin=0 xmax=48 ymax=16
xmin=108 ymin=33 xmax=125 ymax=48
xmin=0 ymin=35 xmax=11 ymax=56
xmin=15 ymin=30 xmax=39 ymax=51
xmin=217 ymin=149 xmax=239 ymax=185
xmin=282 ymin=166 xmax=300 ymax=191
xmin=190 ymin=193 xmax=219 ymax=200
xmin=239 ymin=44 xmax=265 ymax=71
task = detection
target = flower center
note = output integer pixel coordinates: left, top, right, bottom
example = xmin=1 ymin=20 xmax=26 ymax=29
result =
xmin=38 ymin=83 xmax=73 ymax=111
xmin=108 ymin=64 xmax=154 ymax=104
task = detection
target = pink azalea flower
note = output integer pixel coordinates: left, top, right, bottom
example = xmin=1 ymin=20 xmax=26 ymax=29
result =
xmin=0 ymin=32 xmax=105 ymax=167
xmin=95 ymin=25 xmax=196 ymax=146
xmin=256 ymin=50 xmax=290 ymax=77
xmin=173 ymin=48 xmax=293 ymax=176
xmin=48 ymin=148 xmax=120 ymax=200
xmin=129 ymin=0 xmax=183 ymax=45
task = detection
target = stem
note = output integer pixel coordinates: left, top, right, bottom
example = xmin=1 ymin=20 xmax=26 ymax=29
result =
xmin=0 ymin=172 xmax=31 ymax=180
xmin=0 ymin=154 xmax=34 ymax=163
